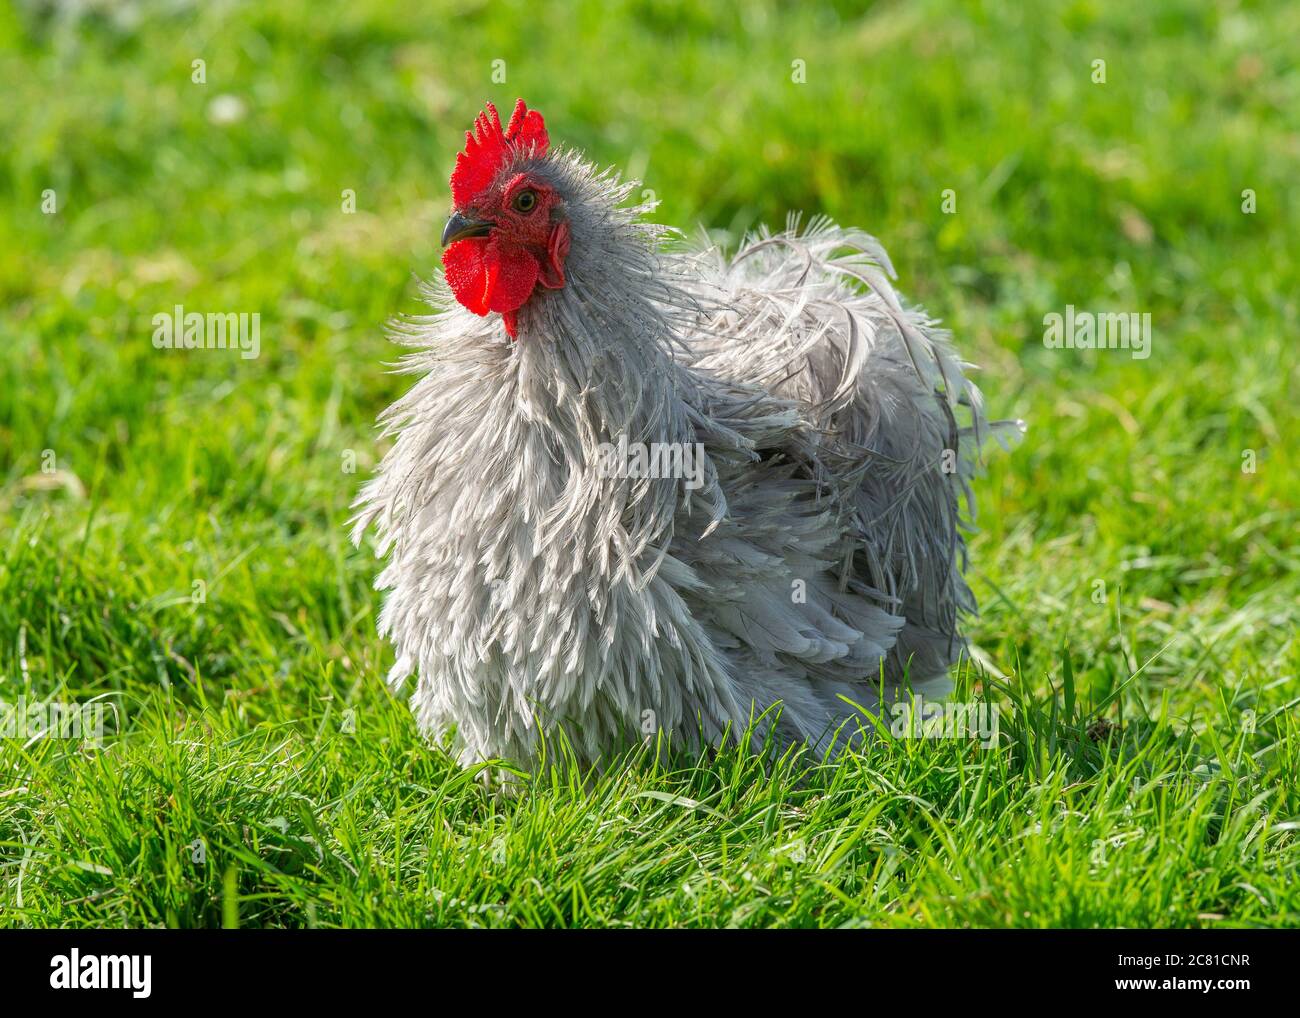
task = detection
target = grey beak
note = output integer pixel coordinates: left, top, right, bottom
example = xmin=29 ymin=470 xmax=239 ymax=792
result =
xmin=441 ymin=212 xmax=494 ymax=247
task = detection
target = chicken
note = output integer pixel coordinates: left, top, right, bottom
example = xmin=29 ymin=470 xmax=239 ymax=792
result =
xmin=351 ymin=99 xmax=1019 ymax=769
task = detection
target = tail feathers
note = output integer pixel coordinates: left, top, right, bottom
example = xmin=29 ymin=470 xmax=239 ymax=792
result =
xmin=676 ymin=218 xmax=1021 ymax=685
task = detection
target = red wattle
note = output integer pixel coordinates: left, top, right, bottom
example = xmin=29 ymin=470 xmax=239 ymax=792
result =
xmin=443 ymin=239 xmax=491 ymax=315
xmin=443 ymin=238 xmax=541 ymax=327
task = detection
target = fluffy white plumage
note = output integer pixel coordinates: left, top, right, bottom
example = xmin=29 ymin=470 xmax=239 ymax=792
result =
xmin=351 ymin=144 xmax=1019 ymax=769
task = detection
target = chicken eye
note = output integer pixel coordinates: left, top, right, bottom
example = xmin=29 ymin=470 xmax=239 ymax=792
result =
xmin=512 ymin=189 xmax=538 ymax=213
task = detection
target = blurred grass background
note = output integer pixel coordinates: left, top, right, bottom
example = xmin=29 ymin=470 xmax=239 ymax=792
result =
xmin=0 ymin=0 xmax=1296 ymax=927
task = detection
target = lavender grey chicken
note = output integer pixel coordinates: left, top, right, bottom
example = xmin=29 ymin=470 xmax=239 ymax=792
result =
xmin=351 ymin=100 xmax=1019 ymax=769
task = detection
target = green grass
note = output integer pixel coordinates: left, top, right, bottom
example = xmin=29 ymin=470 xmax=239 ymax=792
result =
xmin=1 ymin=0 xmax=1296 ymax=927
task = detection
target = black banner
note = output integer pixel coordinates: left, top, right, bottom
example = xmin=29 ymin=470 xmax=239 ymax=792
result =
xmin=0 ymin=928 xmax=1292 ymax=1006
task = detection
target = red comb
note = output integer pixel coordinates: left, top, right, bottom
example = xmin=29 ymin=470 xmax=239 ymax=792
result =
xmin=450 ymin=99 xmax=549 ymax=207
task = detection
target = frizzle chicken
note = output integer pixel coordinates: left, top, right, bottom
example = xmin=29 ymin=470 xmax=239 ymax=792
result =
xmin=352 ymin=99 xmax=1017 ymax=769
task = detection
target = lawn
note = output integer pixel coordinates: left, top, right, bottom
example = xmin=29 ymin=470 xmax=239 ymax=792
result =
xmin=0 ymin=0 xmax=1296 ymax=927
